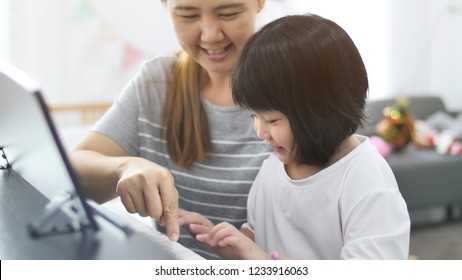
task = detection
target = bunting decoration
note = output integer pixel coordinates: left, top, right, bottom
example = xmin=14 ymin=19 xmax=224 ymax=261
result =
xmin=68 ymin=0 xmax=149 ymax=72
xmin=70 ymin=0 xmax=97 ymax=24
xmin=122 ymin=43 xmax=145 ymax=70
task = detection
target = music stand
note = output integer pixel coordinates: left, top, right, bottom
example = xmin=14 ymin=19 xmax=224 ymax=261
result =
xmin=0 ymin=62 xmax=99 ymax=237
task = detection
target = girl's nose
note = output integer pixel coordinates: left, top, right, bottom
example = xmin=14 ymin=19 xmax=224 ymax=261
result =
xmin=254 ymin=119 xmax=270 ymax=142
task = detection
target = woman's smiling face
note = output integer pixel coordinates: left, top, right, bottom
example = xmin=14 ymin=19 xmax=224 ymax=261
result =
xmin=167 ymin=0 xmax=265 ymax=76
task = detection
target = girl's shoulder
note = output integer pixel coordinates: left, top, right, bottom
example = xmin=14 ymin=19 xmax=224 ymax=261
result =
xmin=260 ymin=153 xmax=281 ymax=171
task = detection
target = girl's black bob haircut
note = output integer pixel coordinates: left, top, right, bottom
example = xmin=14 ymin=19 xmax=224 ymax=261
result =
xmin=232 ymin=14 xmax=369 ymax=166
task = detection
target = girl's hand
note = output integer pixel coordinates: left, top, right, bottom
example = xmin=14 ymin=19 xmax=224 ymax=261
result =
xmin=178 ymin=210 xmax=215 ymax=242
xmin=198 ymin=222 xmax=271 ymax=260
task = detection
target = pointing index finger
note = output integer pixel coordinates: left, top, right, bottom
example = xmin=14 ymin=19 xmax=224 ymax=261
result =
xmin=159 ymin=182 xmax=179 ymax=242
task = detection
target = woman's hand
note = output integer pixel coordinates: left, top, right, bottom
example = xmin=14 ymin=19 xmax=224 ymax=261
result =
xmin=71 ymin=132 xmax=180 ymax=241
xmin=116 ymin=157 xmax=179 ymax=241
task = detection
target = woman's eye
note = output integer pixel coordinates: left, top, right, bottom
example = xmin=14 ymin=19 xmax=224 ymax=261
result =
xmin=220 ymin=12 xmax=239 ymax=19
xmin=179 ymin=14 xmax=199 ymax=20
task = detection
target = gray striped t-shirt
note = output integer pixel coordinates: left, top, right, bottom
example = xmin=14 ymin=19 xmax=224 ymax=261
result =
xmin=93 ymin=55 xmax=271 ymax=259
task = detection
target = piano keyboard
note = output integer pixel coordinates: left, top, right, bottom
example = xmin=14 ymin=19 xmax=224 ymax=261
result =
xmin=102 ymin=199 xmax=205 ymax=260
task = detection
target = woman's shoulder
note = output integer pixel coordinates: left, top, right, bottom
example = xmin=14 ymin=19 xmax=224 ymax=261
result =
xmin=140 ymin=54 xmax=178 ymax=77
xmin=119 ymin=54 xmax=179 ymax=109
xmin=127 ymin=54 xmax=178 ymax=95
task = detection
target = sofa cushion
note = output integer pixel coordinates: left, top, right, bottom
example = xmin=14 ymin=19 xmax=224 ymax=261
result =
xmin=387 ymin=147 xmax=462 ymax=209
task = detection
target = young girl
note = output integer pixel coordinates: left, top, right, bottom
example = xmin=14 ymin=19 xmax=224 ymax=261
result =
xmin=178 ymin=14 xmax=411 ymax=259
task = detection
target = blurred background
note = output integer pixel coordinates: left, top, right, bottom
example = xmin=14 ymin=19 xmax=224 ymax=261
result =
xmin=0 ymin=0 xmax=461 ymax=110
xmin=1 ymin=0 xmax=462 ymax=259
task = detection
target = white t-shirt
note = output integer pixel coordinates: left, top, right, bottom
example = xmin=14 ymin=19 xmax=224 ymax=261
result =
xmin=242 ymin=135 xmax=411 ymax=259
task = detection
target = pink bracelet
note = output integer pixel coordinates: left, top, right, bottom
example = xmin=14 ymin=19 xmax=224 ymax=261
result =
xmin=271 ymin=251 xmax=280 ymax=260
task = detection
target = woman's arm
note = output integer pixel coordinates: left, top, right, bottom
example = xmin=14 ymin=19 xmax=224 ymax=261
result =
xmin=70 ymin=132 xmax=128 ymax=202
xmin=70 ymin=131 xmax=180 ymax=241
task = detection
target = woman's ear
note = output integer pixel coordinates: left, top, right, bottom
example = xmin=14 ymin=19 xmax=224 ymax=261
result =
xmin=257 ymin=0 xmax=266 ymax=13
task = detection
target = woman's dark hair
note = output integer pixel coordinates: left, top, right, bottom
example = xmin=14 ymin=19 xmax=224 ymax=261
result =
xmin=163 ymin=51 xmax=211 ymax=168
xmin=160 ymin=0 xmax=212 ymax=168
xmin=232 ymin=14 xmax=368 ymax=166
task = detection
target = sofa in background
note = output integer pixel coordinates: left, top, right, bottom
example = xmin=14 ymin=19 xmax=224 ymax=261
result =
xmin=356 ymin=96 xmax=462 ymax=223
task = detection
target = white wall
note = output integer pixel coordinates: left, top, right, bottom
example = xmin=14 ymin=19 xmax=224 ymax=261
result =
xmin=1 ymin=0 xmax=178 ymax=105
xmin=271 ymin=0 xmax=391 ymax=100
xmin=0 ymin=0 xmax=8 ymax=60
xmin=388 ymin=0 xmax=462 ymax=111
xmin=1 ymin=0 xmax=461 ymax=111
xmin=274 ymin=0 xmax=462 ymax=111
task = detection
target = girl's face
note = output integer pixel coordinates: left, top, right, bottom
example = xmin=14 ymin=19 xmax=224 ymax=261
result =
xmin=252 ymin=110 xmax=297 ymax=165
xmin=167 ymin=0 xmax=265 ymax=76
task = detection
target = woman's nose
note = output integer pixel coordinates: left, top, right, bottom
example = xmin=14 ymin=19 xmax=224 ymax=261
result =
xmin=200 ymin=17 xmax=224 ymax=43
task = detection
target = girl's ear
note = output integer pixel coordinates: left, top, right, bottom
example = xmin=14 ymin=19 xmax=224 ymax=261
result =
xmin=257 ymin=0 xmax=266 ymax=13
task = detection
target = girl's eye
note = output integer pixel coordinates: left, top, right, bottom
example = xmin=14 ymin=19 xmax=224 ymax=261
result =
xmin=250 ymin=113 xmax=257 ymax=119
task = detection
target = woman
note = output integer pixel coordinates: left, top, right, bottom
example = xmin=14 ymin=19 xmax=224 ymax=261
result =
xmin=70 ymin=0 xmax=269 ymax=259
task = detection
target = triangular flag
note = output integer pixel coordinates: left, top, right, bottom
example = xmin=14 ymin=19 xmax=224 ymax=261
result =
xmin=70 ymin=0 xmax=97 ymax=24
xmin=122 ymin=43 xmax=145 ymax=70
xmin=90 ymin=24 xmax=119 ymax=49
